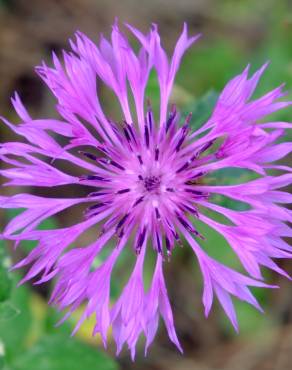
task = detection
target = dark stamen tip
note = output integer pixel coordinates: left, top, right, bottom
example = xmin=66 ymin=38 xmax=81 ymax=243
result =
xmin=87 ymin=202 xmax=107 ymax=211
xmin=176 ymin=162 xmax=189 ymax=173
xmin=78 ymin=151 xmax=98 ymax=161
xmin=135 ymin=247 xmax=142 ymax=256
xmin=124 ymin=121 xmax=137 ymax=144
xmin=144 ymin=125 xmax=150 ymax=148
xmin=191 ymin=171 xmax=205 ymax=179
xmin=166 ymin=105 xmax=177 ymax=133
xmin=155 ymin=207 xmax=161 ymax=220
xmin=80 ymin=175 xmax=108 ymax=182
xmin=185 ymin=189 xmax=207 ymax=196
xmin=155 ymin=147 xmax=159 ymax=161
xmin=137 ymin=227 xmax=146 ymax=249
xmin=133 ymin=196 xmax=144 ymax=207
xmin=183 ymin=204 xmax=199 ymax=218
xmin=110 ymin=160 xmax=125 ymax=171
xmin=97 ymin=145 xmax=108 ymax=155
xmin=87 ymin=191 xmax=108 ymax=197
xmin=185 ymin=180 xmax=195 ymax=185
xmin=166 ymin=187 xmax=175 ymax=192
xmin=156 ymin=232 xmax=162 ymax=253
xmin=123 ymin=127 xmax=131 ymax=143
xmin=175 ymin=133 xmax=187 ymax=152
xmin=195 ymin=140 xmax=216 ymax=158
xmin=118 ymin=229 xmax=124 ymax=239
xmin=117 ymin=188 xmax=130 ymax=194
xmin=165 ymin=236 xmax=171 ymax=251
xmin=116 ymin=213 xmax=129 ymax=230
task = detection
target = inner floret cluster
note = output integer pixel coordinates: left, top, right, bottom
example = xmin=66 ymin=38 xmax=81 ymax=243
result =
xmin=80 ymin=109 xmax=208 ymax=256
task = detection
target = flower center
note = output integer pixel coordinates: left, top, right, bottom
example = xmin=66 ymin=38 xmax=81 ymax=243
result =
xmin=144 ymin=176 xmax=161 ymax=192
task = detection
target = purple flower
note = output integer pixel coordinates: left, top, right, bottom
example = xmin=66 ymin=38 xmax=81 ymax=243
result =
xmin=1 ymin=22 xmax=292 ymax=357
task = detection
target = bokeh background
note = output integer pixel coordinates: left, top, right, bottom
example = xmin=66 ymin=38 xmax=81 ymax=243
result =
xmin=0 ymin=0 xmax=292 ymax=369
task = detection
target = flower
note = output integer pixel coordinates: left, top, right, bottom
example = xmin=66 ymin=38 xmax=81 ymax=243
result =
xmin=1 ymin=22 xmax=292 ymax=357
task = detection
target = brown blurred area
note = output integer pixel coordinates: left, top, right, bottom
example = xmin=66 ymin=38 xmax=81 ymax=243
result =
xmin=0 ymin=0 xmax=274 ymax=115
xmin=1 ymin=1 xmax=292 ymax=370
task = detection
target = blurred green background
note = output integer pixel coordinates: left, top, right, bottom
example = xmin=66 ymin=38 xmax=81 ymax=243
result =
xmin=0 ymin=0 xmax=292 ymax=369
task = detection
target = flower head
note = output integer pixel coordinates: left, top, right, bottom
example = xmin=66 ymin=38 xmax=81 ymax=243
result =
xmin=1 ymin=22 xmax=292 ymax=357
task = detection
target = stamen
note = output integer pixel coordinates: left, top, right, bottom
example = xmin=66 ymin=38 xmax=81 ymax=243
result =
xmin=144 ymin=124 xmax=150 ymax=148
xmin=116 ymin=213 xmax=129 ymax=230
xmin=166 ymin=187 xmax=175 ymax=192
xmin=181 ymin=204 xmax=199 ymax=217
xmin=98 ymin=158 xmax=125 ymax=171
xmin=84 ymin=204 xmax=108 ymax=218
xmin=78 ymin=151 xmax=98 ymax=161
xmin=176 ymin=161 xmax=191 ymax=173
xmin=185 ymin=189 xmax=208 ymax=196
xmin=80 ymin=175 xmax=109 ymax=182
xmin=123 ymin=126 xmax=131 ymax=143
xmin=137 ymin=155 xmax=143 ymax=165
xmin=102 ymin=215 xmax=119 ymax=233
xmin=110 ymin=160 xmax=125 ymax=170
xmin=155 ymin=147 xmax=159 ymax=161
xmin=136 ymin=227 xmax=146 ymax=251
xmin=175 ymin=136 xmax=186 ymax=152
xmin=147 ymin=111 xmax=153 ymax=133
xmin=191 ymin=171 xmax=205 ymax=179
xmin=85 ymin=211 xmax=101 ymax=218
xmin=165 ymin=236 xmax=171 ymax=252
xmin=87 ymin=191 xmax=109 ymax=197
xmin=184 ymin=172 xmax=205 ymax=185
xmin=118 ymin=228 xmax=124 ymax=239
xmin=177 ymin=214 xmax=192 ymax=230
xmin=176 ymin=213 xmax=204 ymax=239
xmin=195 ymin=140 xmax=215 ymax=157
xmin=166 ymin=105 xmax=177 ymax=133
xmin=125 ymin=122 xmax=137 ymax=144
xmin=165 ymin=219 xmax=180 ymax=243
xmin=97 ymin=144 xmax=109 ymax=155
xmin=175 ymin=125 xmax=189 ymax=152
xmin=87 ymin=202 xmax=108 ymax=211
xmin=155 ymin=207 xmax=161 ymax=220
xmin=117 ymin=188 xmax=130 ymax=194
xmin=133 ymin=196 xmax=144 ymax=207
xmin=146 ymin=99 xmax=154 ymax=132
xmin=156 ymin=232 xmax=162 ymax=253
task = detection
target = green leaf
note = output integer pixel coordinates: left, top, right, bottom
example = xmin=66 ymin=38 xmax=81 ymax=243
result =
xmin=0 ymin=243 xmax=12 ymax=303
xmin=11 ymin=334 xmax=119 ymax=370
xmin=0 ymin=302 xmax=20 ymax=321
xmin=0 ymin=277 xmax=31 ymax=361
xmin=44 ymin=306 xmax=72 ymax=336
xmin=184 ymin=90 xmax=218 ymax=130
